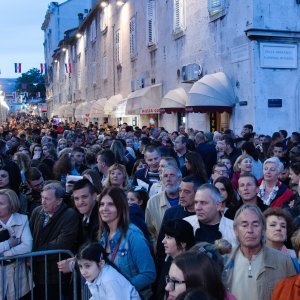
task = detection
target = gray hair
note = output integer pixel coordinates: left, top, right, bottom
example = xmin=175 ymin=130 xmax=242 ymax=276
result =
xmin=263 ymin=156 xmax=284 ymax=173
xmin=43 ymin=181 xmax=65 ymax=199
xmin=162 ymin=165 xmax=182 ymax=178
xmin=197 ymin=183 xmax=222 ymax=204
xmin=233 ymin=204 xmax=266 ymax=231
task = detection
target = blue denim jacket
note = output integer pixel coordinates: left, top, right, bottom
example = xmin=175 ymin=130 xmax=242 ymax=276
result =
xmin=99 ymin=224 xmax=156 ymax=291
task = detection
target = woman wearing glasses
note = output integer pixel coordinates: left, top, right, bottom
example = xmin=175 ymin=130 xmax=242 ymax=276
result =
xmin=165 ymin=250 xmax=227 ymax=300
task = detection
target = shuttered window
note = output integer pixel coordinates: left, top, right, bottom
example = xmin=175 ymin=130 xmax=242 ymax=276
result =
xmin=146 ymin=0 xmax=156 ymax=45
xmin=130 ymin=16 xmax=137 ymax=55
xmin=102 ymin=55 xmax=107 ymax=80
xmin=173 ymin=0 xmax=185 ymax=33
xmin=115 ymin=29 xmax=121 ymax=64
xmin=90 ymin=20 xmax=97 ymax=42
xmin=100 ymin=7 xmax=108 ymax=32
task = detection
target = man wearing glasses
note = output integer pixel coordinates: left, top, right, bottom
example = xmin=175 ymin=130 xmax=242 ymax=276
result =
xmin=209 ymin=163 xmax=229 ymax=184
xmin=24 ymin=167 xmax=45 ymax=217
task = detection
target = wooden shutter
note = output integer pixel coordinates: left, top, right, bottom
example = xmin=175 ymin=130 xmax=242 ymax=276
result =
xmin=147 ymin=0 xmax=156 ymax=45
xmin=130 ymin=16 xmax=137 ymax=55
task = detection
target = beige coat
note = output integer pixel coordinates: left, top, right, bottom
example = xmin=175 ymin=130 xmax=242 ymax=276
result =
xmin=224 ymin=246 xmax=297 ymax=300
xmin=0 ymin=213 xmax=33 ymax=299
xmin=145 ymin=192 xmax=171 ymax=244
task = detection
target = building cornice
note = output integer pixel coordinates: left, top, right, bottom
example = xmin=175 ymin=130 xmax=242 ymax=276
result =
xmin=245 ymin=28 xmax=300 ymax=42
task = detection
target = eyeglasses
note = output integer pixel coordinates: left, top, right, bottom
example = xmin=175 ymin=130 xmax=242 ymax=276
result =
xmin=214 ymin=169 xmax=228 ymax=175
xmin=165 ymin=275 xmax=186 ymax=291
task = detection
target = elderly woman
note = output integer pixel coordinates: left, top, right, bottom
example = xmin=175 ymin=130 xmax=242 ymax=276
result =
xmin=0 ymin=189 xmax=33 ymax=299
xmin=264 ymin=207 xmax=296 ymax=257
xmin=258 ymin=157 xmax=293 ymax=207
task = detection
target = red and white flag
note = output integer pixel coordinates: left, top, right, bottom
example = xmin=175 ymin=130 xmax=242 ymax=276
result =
xmin=40 ymin=63 xmax=46 ymax=73
xmin=14 ymin=63 xmax=21 ymax=73
xmin=68 ymin=63 xmax=72 ymax=74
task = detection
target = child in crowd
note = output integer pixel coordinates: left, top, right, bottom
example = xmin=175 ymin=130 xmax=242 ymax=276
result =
xmin=127 ymin=186 xmax=149 ymax=211
xmin=77 ymin=243 xmax=141 ymax=300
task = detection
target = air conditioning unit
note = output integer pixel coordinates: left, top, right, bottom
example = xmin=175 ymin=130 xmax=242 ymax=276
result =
xmin=182 ymin=63 xmax=202 ymax=82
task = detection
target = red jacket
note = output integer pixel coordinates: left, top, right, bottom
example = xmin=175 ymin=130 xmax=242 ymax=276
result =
xmin=258 ymin=179 xmax=293 ymax=207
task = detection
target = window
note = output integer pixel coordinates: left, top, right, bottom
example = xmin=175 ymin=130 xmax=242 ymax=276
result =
xmin=146 ymin=0 xmax=156 ymax=46
xmin=129 ymin=16 xmax=137 ymax=56
xmin=102 ymin=55 xmax=107 ymax=80
xmin=100 ymin=7 xmax=108 ymax=32
xmin=92 ymin=62 xmax=97 ymax=85
xmin=90 ymin=20 xmax=97 ymax=42
xmin=115 ymin=29 xmax=121 ymax=64
xmin=208 ymin=0 xmax=226 ymax=18
xmin=173 ymin=0 xmax=185 ymax=34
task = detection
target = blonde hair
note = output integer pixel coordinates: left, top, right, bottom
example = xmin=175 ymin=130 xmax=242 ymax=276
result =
xmin=0 ymin=189 xmax=20 ymax=213
xmin=233 ymin=154 xmax=252 ymax=173
xmin=105 ymin=163 xmax=128 ymax=189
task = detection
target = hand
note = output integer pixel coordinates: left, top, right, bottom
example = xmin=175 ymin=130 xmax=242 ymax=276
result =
xmin=57 ymin=258 xmax=75 ymax=273
xmin=32 ymin=153 xmax=41 ymax=160
xmin=8 ymin=236 xmax=20 ymax=248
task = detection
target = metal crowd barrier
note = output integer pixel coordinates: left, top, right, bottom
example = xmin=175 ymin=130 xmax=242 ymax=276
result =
xmin=0 ymin=249 xmax=82 ymax=300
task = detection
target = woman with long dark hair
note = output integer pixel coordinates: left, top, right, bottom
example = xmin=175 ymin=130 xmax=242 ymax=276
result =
xmin=165 ymin=251 xmax=227 ymax=300
xmin=182 ymin=151 xmax=207 ymax=183
xmin=98 ymin=187 xmax=156 ymax=298
xmin=214 ymin=176 xmax=239 ymax=214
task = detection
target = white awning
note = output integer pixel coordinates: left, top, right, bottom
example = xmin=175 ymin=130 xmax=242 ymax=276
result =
xmin=187 ymin=72 xmax=236 ymax=113
xmin=56 ymin=104 xmax=67 ymax=117
xmin=104 ymin=94 xmax=123 ymax=115
xmin=160 ymin=87 xmax=187 ymax=113
xmin=125 ymin=84 xmax=162 ymax=115
xmin=75 ymin=102 xmax=90 ymax=118
xmin=62 ymin=104 xmax=74 ymax=118
xmin=111 ymin=99 xmax=127 ymax=118
xmin=90 ymin=98 xmax=106 ymax=117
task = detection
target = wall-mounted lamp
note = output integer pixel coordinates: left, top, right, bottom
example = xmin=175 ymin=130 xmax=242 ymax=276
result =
xmin=62 ymin=47 xmax=67 ymax=52
xmin=100 ymin=0 xmax=108 ymax=7
xmin=54 ymin=60 xmax=58 ymax=63
xmin=76 ymin=33 xmax=82 ymax=38
xmin=116 ymin=0 xmax=126 ymax=6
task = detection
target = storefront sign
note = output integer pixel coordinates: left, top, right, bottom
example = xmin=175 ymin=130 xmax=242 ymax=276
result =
xmin=260 ymin=43 xmax=297 ymax=68
xmin=140 ymin=108 xmax=160 ymax=114
xmin=268 ymin=99 xmax=282 ymax=108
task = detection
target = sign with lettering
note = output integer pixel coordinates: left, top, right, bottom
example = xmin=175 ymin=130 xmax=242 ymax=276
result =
xmin=260 ymin=43 xmax=297 ymax=68
xmin=140 ymin=108 xmax=160 ymax=114
xmin=231 ymin=44 xmax=249 ymax=63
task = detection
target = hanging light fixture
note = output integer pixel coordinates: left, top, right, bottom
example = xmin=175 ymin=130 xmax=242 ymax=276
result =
xmin=100 ymin=0 xmax=109 ymax=7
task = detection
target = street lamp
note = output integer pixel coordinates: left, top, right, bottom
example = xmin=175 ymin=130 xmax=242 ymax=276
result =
xmin=116 ymin=0 xmax=126 ymax=5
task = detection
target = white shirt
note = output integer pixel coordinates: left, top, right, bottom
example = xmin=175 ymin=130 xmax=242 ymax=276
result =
xmin=86 ymin=264 xmax=141 ymax=300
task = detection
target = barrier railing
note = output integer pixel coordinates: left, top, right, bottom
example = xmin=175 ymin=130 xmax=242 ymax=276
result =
xmin=0 ymin=249 xmax=78 ymax=300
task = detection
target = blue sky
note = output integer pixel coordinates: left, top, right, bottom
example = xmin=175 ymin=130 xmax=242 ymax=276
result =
xmin=0 ymin=1 xmax=63 ymax=78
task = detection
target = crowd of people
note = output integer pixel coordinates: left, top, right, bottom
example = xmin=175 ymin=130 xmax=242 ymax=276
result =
xmin=0 ymin=114 xmax=300 ymax=299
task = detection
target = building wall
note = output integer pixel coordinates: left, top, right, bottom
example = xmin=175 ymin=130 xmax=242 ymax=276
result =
xmin=45 ymin=0 xmax=300 ymax=134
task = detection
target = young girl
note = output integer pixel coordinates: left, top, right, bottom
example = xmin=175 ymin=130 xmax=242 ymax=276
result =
xmin=127 ymin=186 xmax=149 ymax=211
xmin=77 ymin=242 xmax=141 ymax=300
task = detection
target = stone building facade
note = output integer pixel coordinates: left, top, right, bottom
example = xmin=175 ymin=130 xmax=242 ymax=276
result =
xmin=43 ymin=0 xmax=300 ymax=134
